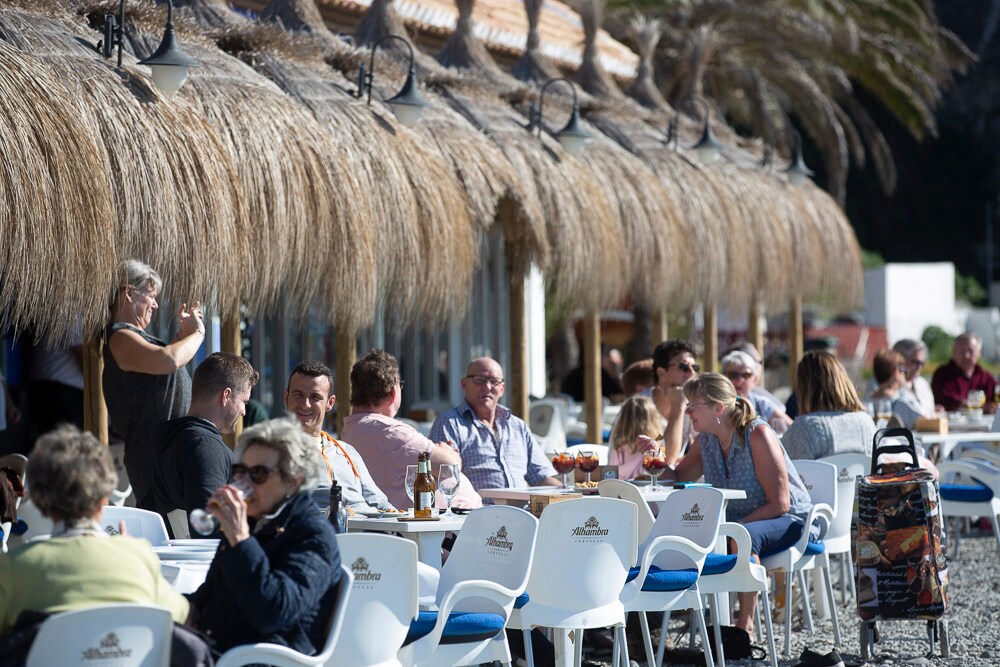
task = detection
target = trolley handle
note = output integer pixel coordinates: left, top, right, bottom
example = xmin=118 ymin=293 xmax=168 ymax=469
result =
xmin=871 ymin=427 xmax=919 ymax=473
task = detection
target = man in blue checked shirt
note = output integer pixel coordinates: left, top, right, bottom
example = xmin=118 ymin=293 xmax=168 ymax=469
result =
xmin=430 ymin=358 xmax=560 ymax=492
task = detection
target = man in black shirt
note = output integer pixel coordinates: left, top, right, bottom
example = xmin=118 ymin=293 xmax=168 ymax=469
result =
xmin=152 ymin=352 xmax=258 ymax=537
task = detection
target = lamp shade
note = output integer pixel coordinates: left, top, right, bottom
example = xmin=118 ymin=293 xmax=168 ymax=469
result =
xmin=691 ymin=122 xmax=723 ymax=165
xmin=385 ymin=71 xmax=429 ymax=127
xmin=138 ymin=23 xmax=198 ymax=93
xmin=556 ymin=107 xmax=590 ymax=155
xmin=783 ymin=148 xmax=815 ymax=186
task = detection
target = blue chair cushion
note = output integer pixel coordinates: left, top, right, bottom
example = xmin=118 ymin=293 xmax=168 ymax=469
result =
xmin=404 ymin=611 xmax=506 ymax=646
xmin=514 ymin=592 xmax=529 ymax=609
xmin=625 ymin=566 xmax=699 ymax=592
xmin=940 ymin=483 xmax=994 ymax=503
xmin=702 ymin=553 xmax=738 ymax=576
xmin=804 ymin=540 xmax=825 ymax=556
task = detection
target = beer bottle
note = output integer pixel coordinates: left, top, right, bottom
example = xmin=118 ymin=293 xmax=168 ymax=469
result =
xmin=328 ymin=480 xmax=345 ymax=533
xmin=414 ymin=453 xmax=436 ymax=518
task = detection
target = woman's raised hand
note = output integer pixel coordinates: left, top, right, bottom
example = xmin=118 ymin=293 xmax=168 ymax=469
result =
xmin=178 ymin=301 xmax=206 ymax=337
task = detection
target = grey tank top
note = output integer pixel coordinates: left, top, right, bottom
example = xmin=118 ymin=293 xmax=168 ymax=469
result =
xmin=103 ymin=322 xmax=192 ymax=503
xmin=699 ymin=417 xmax=812 ymax=523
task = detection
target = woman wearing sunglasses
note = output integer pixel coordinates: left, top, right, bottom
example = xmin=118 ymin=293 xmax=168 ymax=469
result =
xmin=187 ymin=418 xmax=342 ymax=657
xmin=720 ymin=351 xmax=792 ymax=433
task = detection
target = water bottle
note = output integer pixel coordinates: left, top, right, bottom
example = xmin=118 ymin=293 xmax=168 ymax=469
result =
xmin=328 ymin=481 xmax=346 ymax=533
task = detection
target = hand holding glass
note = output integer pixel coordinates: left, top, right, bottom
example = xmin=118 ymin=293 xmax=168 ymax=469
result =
xmin=190 ymin=476 xmax=254 ymax=536
xmin=438 ymin=464 xmax=460 ymax=516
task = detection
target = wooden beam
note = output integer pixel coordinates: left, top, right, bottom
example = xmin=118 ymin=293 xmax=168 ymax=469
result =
xmin=508 ymin=269 xmax=529 ymax=420
xmin=221 ymin=317 xmax=242 ymax=448
xmin=748 ymin=300 xmax=764 ymax=385
xmin=789 ymin=296 xmax=804 ymax=386
xmin=82 ymin=337 xmax=108 ymax=445
xmin=651 ymin=307 xmax=669 ymax=348
xmin=336 ymin=333 xmax=356 ymax=436
xmin=703 ymin=303 xmax=718 ymax=373
xmin=583 ymin=310 xmax=602 ymax=444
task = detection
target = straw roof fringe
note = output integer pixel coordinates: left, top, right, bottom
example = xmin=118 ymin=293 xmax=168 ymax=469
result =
xmin=512 ymin=0 xmax=562 ymax=84
xmin=170 ymin=0 xmax=248 ymax=30
xmin=574 ymin=0 xmax=623 ymax=100
xmin=436 ymin=0 xmax=500 ymax=77
xmin=626 ymin=14 xmax=669 ymax=111
xmin=0 ymin=39 xmax=117 ymax=343
xmin=258 ymin=0 xmax=348 ymax=53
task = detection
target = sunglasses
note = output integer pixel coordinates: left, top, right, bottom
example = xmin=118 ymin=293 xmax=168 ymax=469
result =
xmin=466 ymin=375 xmax=505 ymax=388
xmin=669 ymin=362 xmax=701 ymax=373
xmin=231 ymin=463 xmax=281 ymax=485
xmin=726 ymin=371 xmax=754 ymax=381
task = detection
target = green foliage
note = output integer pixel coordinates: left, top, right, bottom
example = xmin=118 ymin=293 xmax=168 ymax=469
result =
xmin=955 ymin=272 xmax=986 ymax=306
xmin=862 ymin=249 xmax=886 ymax=270
xmin=921 ymin=325 xmax=953 ymax=364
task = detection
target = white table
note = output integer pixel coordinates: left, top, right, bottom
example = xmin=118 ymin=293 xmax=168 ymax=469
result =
xmin=347 ymin=514 xmax=466 ymax=568
xmin=161 ymin=561 xmax=211 ymax=594
xmin=915 ymin=431 xmax=1000 ymax=462
xmin=478 ymin=484 xmax=747 ymax=504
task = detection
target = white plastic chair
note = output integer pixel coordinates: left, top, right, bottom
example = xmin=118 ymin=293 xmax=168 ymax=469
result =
xmin=400 ymin=505 xmax=538 ymax=667
xmin=99 ymin=506 xmax=170 ymax=546
xmin=818 ymin=453 xmax=870 ymax=603
xmin=957 ymin=446 xmax=1000 ymax=469
xmin=26 ymin=604 xmax=173 ymax=667
xmin=598 ymin=478 xmax=655 ymax=543
xmin=529 ymin=401 xmax=568 ymax=452
xmin=622 ymin=487 xmax=724 ymax=667
xmin=332 ymin=534 xmax=417 ymax=667
xmin=565 ymin=444 xmax=609 ymax=465
xmin=8 ymin=498 xmax=52 ymax=546
xmin=760 ymin=460 xmax=840 ymax=657
xmin=216 ymin=564 xmax=352 ymax=667
xmin=938 ymin=458 xmax=1000 ymax=557
xmin=510 ymin=497 xmax=637 ymax=667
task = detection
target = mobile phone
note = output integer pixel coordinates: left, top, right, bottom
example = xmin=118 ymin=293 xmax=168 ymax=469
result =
xmin=673 ymin=482 xmax=713 ymax=489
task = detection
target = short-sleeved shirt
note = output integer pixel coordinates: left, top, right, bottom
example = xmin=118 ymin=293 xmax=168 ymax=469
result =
xmin=931 ymin=360 xmax=997 ymax=412
xmin=430 ymin=401 xmax=556 ymax=491
xmin=342 ymin=412 xmax=482 ymax=510
xmin=698 ymin=417 xmax=812 ymax=524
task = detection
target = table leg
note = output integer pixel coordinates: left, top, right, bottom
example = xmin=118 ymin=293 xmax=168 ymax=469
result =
xmin=413 ymin=532 xmax=445 ymax=568
xmin=553 ymin=628 xmax=573 ymax=667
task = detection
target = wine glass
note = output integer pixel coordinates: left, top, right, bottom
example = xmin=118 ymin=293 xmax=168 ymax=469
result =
xmin=404 ymin=463 xmax=418 ymax=512
xmin=190 ymin=476 xmax=254 ymax=536
xmin=576 ymin=449 xmax=600 ymax=485
xmin=863 ymin=399 xmax=875 ymax=420
xmin=967 ymin=390 xmax=986 ymax=418
xmin=548 ymin=450 xmax=576 ymax=488
xmin=641 ymin=446 xmax=668 ymax=492
xmin=438 ymin=464 xmax=460 ymax=516
xmin=873 ymin=398 xmax=892 ymax=427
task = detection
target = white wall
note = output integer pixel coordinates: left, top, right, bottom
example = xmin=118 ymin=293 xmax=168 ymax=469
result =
xmin=527 ymin=264 xmax=547 ymax=398
xmin=865 ymin=263 xmax=962 ymax=342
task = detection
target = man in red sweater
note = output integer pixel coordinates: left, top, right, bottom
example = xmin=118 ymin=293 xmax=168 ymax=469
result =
xmin=931 ymin=333 xmax=997 ymax=413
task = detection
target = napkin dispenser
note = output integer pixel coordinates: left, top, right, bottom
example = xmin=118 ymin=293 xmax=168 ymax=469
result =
xmin=529 ymin=493 xmax=582 ymax=518
xmin=914 ymin=417 xmax=948 ymax=434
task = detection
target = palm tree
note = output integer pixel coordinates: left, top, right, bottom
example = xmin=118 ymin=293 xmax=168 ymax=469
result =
xmin=606 ymin=0 xmax=973 ymax=203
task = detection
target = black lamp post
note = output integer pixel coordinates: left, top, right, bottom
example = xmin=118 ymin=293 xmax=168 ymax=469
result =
xmin=527 ymin=77 xmax=591 ymax=155
xmin=99 ymin=0 xmax=197 ymax=93
xmin=356 ymin=35 xmax=429 ymax=127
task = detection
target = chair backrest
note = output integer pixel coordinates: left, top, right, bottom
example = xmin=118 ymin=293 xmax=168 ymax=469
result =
xmin=818 ymin=453 xmax=868 ymax=542
xmin=938 ymin=459 xmax=1000 ymax=497
xmin=9 ymin=498 xmax=52 ymax=546
xmin=99 ymin=507 xmax=170 ymax=546
xmin=640 ymin=487 xmax=724 ymax=571
xmin=26 ymin=604 xmax=173 ymax=667
xmin=438 ymin=506 xmax=539 ymax=615
xmin=313 ymin=564 xmax=355 ymax=661
xmin=598 ymin=479 xmax=655 ymax=543
xmin=331 ymin=534 xmax=416 ymax=665
xmin=793 ymin=460 xmax=838 ymax=536
xmin=526 ymin=497 xmax=637 ymax=611
xmin=566 ymin=444 xmax=610 ymax=465
xmin=958 ymin=446 xmax=1000 ymax=469
xmin=529 ymin=402 xmax=568 ymax=451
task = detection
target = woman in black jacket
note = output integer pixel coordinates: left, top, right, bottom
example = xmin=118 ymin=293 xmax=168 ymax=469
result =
xmin=188 ymin=418 xmax=341 ymax=656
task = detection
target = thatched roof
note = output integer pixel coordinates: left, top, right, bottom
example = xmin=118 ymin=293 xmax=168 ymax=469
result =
xmin=0 ymin=1 xmax=249 ymax=337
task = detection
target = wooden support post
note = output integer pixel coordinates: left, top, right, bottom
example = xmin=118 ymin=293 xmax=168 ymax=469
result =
xmin=336 ymin=332 xmax=356 ymax=436
xmin=221 ymin=317 xmax=242 ymax=447
xmin=651 ymin=307 xmax=669 ymax=348
xmin=789 ymin=295 xmax=804 ymax=386
xmin=83 ymin=337 xmax=108 ymax=445
xmin=508 ymin=270 xmax=529 ymax=420
xmin=583 ymin=310 xmax=602 ymax=444
xmin=748 ymin=300 xmax=764 ymax=385
xmin=703 ymin=303 xmax=718 ymax=373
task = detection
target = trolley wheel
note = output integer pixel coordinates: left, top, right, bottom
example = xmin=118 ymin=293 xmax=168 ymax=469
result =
xmin=939 ymin=620 xmax=950 ymax=658
xmin=860 ymin=621 xmax=872 ymax=662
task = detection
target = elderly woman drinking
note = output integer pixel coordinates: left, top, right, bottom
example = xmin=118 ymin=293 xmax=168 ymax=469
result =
xmin=670 ymin=374 xmax=813 ymax=636
xmin=0 ymin=425 xmax=189 ymax=636
xmin=104 ymin=259 xmax=204 ymax=510
xmin=187 ymin=418 xmax=342 ymax=655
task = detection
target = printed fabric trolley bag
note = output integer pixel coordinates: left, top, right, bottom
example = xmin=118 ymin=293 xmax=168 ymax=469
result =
xmin=854 ymin=428 xmax=949 ymax=660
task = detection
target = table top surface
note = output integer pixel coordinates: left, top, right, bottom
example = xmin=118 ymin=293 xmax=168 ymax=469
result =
xmin=915 ymin=430 xmax=1000 ymax=444
xmin=347 ymin=513 xmax=467 ymax=533
xmin=477 ymin=484 xmax=747 ymax=502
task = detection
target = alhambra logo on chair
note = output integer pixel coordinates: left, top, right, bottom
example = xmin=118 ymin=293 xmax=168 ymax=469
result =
xmin=82 ymin=632 xmax=132 ymax=660
xmin=485 ymin=525 xmax=514 ymax=552
xmin=682 ymin=503 xmax=705 ymax=522
xmin=838 ymin=468 xmax=852 ymax=482
xmin=571 ymin=516 xmax=609 ymax=537
xmin=351 ymin=557 xmax=381 ymax=582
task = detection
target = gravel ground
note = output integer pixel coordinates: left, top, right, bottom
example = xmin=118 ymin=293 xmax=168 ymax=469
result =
xmin=581 ymin=530 xmax=1000 ymax=667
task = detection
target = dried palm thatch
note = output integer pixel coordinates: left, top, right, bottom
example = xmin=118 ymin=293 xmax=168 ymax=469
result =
xmin=172 ymin=0 xmax=247 ymax=30
xmin=511 ymin=0 xmax=562 ymax=84
xmin=98 ymin=0 xmax=381 ymax=329
xmin=627 ymin=13 xmax=669 ymax=112
xmin=258 ymin=0 xmax=345 ymax=53
xmin=0 ymin=40 xmax=116 ymax=343
xmin=574 ymin=0 xmax=623 ymax=101
xmin=0 ymin=1 xmax=247 ymax=325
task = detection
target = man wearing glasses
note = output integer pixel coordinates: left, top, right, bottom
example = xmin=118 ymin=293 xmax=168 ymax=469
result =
xmin=643 ymin=339 xmax=700 ymax=464
xmin=430 ymin=358 xmax=559 ymax=492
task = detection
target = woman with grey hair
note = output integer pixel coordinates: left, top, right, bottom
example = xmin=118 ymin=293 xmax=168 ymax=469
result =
xmin=721 ymin=350 xmax=792 ymax=432
xmin=0 ymin=425 xmax=189 ymax=637
xmin=187 ymin=418 xmax=342 ymax=656
xmin=104 ymin=259 xmax=204 ymax=510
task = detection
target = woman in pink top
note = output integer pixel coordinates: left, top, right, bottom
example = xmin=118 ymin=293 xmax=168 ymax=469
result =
xmin=608 ymin=396 xmax=663 ymax=479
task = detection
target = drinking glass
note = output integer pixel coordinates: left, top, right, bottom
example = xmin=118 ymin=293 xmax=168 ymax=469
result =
xmin=873 ymin=398 xmax=892 ymax=427
xmin=548 ymin=450 xmax=576 ymax=488
xmin=576 ymin=449 xmax=600 ymax=484
xmin=438 ymin=464 xmax=460 ymax=516
xmin=404 ymin=464 xmax=418 ymax=514
xmin=190 ymin=476 xmax=254 ymax=536
xmin=863 ymin=399 xmax=875 ymax=420
xmin=641 ymin=447 xmax=668 ymax=492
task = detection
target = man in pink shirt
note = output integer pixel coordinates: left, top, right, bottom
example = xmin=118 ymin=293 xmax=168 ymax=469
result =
xmin=341 ymin=349 xmax=482 ymax=511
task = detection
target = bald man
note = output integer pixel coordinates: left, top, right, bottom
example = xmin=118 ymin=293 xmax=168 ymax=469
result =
xmin=430 ymin=358 xmax=559 ymax=492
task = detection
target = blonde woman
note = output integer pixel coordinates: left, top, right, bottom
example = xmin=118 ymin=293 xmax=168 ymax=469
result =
xmin=672 ymin=373 xmax=813 ymax=636
xmin=608 ymin=396 xmax=663 ymax=480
